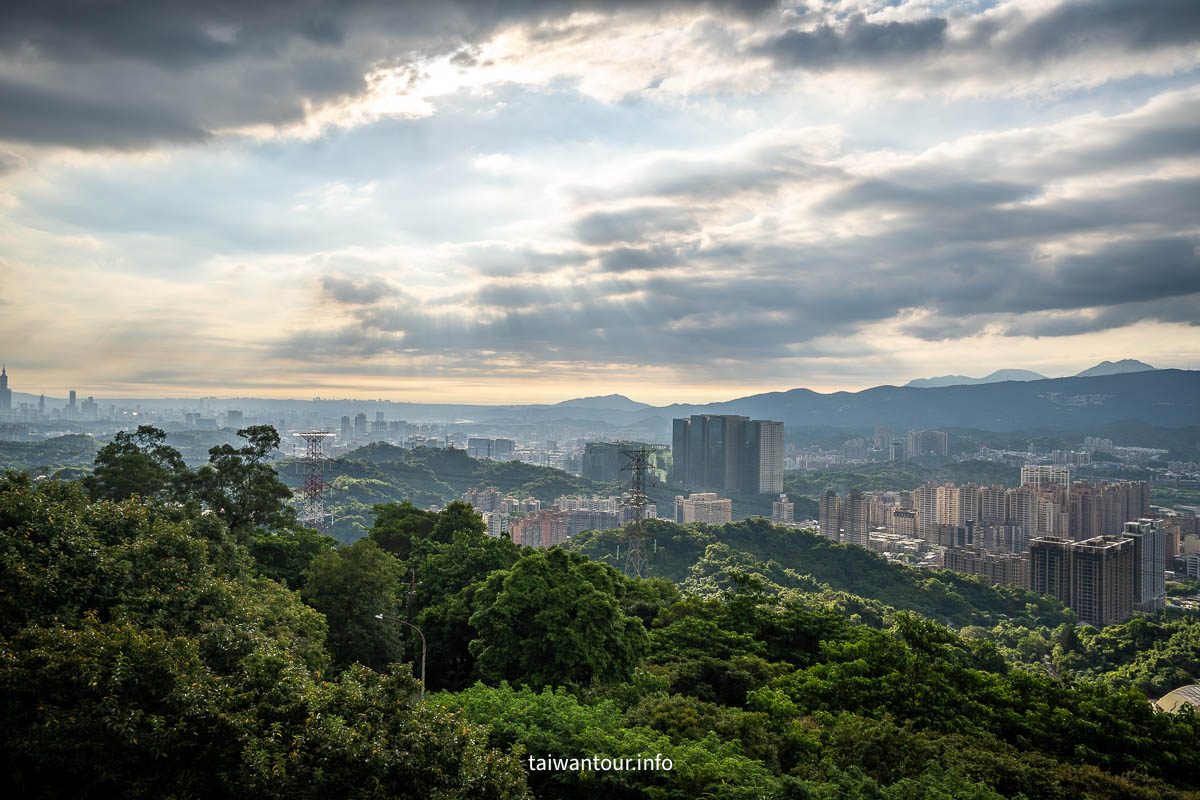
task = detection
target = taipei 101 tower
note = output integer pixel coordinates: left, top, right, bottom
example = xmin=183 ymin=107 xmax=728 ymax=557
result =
xmin=0 ymin=366 xmax=10 ymax=412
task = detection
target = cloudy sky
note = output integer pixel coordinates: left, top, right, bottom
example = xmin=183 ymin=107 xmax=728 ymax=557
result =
xmin=1 ymin=0 xmax=1198 ymax=404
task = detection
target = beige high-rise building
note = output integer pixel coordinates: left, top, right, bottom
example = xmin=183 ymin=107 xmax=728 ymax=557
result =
xmin=842 ymin=489 xmax=870 ymax=548
xmin=1021 ymin=465 xmax=1071 ymax=490
xmin=943 ymin=547 xmax=1028 ymax=588
xmin=916 ymin=482 xmax=939 ymax=539
xmin=979 ymin=484 xmax=1007 ymax=523
xmin=674 ymin=493 xmax=732 ymax=525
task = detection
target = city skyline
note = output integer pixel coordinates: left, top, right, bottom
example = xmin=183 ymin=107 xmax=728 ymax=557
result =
xmin=2 ymin=1 xmax=1199 ymax=403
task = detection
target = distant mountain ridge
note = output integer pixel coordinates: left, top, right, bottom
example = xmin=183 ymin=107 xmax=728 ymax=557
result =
xmin=1074 ymin=359 xmax=1156 ymax=377
xmin=662 ymin=369 xmax=1198 ymax=431
xmin=905 ymin=369 xmax=1048 ymax=388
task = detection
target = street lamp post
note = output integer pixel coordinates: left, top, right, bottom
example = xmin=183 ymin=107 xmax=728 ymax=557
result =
xmin=374 ymin=613 xmax=427 ymax=702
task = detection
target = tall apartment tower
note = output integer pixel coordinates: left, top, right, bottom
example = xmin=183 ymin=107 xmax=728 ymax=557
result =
xmin=1029 ymin=536 xmax=1074 ymax=606
xmin=915 ymin=483 xmax=939 ymax=540
xmin=1071 ymin=536 xmax=1134 ymax=627
xmin=819 ymin=489 xmax=841 ymax=541
xmin=771 ymin=493 xmax=794 ymax=524
xmin=841 ymin=489 xmax=870 ymax=548
xmin=1122 ymin=518 xmax=1166 ymax=613
xmin=979 ymin=484 xmax=1007 ymax=524
xmin=671 ymin=415 xmax=784 ymax=494
xmin=747 ymin=420 xmax=784 ymax=493
xmin=353 ymin=412 xmax=367 ymax=439
xmin=1021 ymin=465 xmax=1071 ymax=490
xmin=340 ymin=415 xmax=351 ymax=440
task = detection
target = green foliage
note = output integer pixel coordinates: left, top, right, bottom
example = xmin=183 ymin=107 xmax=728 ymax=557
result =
xmin=442 ymin=683 xmax=791 ymax=800
xmin=369 ymin=500 xmax=437 ymax=558
xmin=82 ymin=425 xmax=188 ymax=503
xmin=193 ymin=425 xmax=296 ymax=534
xmin=0 ymin=433 xmax=99 ymax=473
xmin=0 ymin=471 xmax=529 ymax=798
xmin=292 ymin=445 xmax=609 ymax=543
xmin=300 ymin=538 xmax=405 ymax=671
xmin=247 ymin=526 xmax=337 ymax=588
xmin=568 ymin=518 xmax=1071 ymax=629
xmin=469 ymin=548 xmax=649 ymax=690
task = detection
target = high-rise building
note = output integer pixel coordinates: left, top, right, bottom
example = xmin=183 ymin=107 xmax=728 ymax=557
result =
xmin=68 ymin=390 xmax=77 ymax=414
xmin=226 ymin=409 xmax=243 ymax=428
xmin=906 ymin=430 xmax=948 ymax=457
xmin=817 ymin=488 xmax=869 ymax=546
xmin=943 ymin=547 xmax=1028 ymax=588
xmin=467 ymin=437 xmax=494 ymax=459
xmin=979 ymin=484 xmax=1006 ymax=523
xmin=819 ymin=489 xmax=841 ymax=541
xmin=511 ymin=509 xmax=569 ymax=548
xmin=674 ymin=493 xmax=733 ymax=525
xmin=671 ymin=415 xmax=783 ymax=494
xmin=1029 ymin=536 xmax=1074 ymax=606
xmin=915 ymin=482 xmax=939 ymax=539
xmin=0 ymin=366 xmax=10 ymax=413
xmin=1122 ymin=519 xmax=1166 ymax=613
xmin=747 ymin=420 xmax=785 ymax=493
xmin=341 ymin=415 xmax=351 ymax=440
xmin=1030 ymin=534 xmax=1137 ymax=627
xmin=892 ymin=508 xmax=918 ymax=537
xmin=1020 ymin=465 xmax=1071 ymax=490
xmin=353 ymin=412 xmax=367 ymax=440
xmin=771 ymin=493 xmax=793 ymax=524
xmin=1071 ymin=535 xmax=1135 ymax=627
xmin=873 ymin=425 xmax=893 ymax=451
xmin=841 ymin=488 xmax=870 ymax=548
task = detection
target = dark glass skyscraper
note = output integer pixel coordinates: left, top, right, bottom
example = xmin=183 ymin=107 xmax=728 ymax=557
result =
xmin=671 ymin=414 xmax=783 ymax=494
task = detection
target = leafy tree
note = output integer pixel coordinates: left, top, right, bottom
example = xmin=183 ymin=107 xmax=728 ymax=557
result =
xmin=469 ymin=548 xmax=648 ymax=689
xmin=246 ymin=525 xmax=337 ymax=588
xmin=193 ymin=425 xmax=295 ymax=534
xmin=83 ymin=425 xmax=188 ymax=503
xmin=369 ymin=500 xmax=437 ymax=558
xmin=0 ymin=471 xmax=529 ymax=799
xmin=300 ymin=538 xmax=405 ymax=671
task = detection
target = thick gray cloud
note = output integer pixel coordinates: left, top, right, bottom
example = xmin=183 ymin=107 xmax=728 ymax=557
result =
xmin=998 ymin=0 xmax=1200 ymax=62
xmin=763 ymin=0 xmax=1200 ymax=73
xmin=0 ymin=0 xmax=776 ymax=150
xmin=0 ymin=78 xmax=210 ymax=149
xmin=762 ymin=13 xmax=948 ymax=70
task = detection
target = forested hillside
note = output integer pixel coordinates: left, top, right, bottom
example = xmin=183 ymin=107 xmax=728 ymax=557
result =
xmin=3 ymin=425 xmax=1199 ymax=798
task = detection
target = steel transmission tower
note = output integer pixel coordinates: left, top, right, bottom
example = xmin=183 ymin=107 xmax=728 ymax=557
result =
xmin=294 ymin=431 xmax=335 ymax=533
xmin=620 ymin=444 xmax=668 ymax=578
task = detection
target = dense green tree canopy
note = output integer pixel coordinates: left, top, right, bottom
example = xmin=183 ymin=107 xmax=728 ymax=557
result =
xmin=470 ymin=548 xmax=649 ymax=690
xmin=82 ymin=425 xmax=188 ymax=503
xmin=192 ymin=425 xmax=295 ymax=534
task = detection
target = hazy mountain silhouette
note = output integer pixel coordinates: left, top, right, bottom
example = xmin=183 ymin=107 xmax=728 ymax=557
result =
xmin=905 ymin=368 xmax=1048 ymax=388
xmin=1074 ymin=359 xmax=1155 ymax=377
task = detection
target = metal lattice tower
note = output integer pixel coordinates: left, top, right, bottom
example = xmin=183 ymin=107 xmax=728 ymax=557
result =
xmin=294 ymin=432 xmax=335 ymax=533
xmin=620 ymin=444 xmax=668 ymax=578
